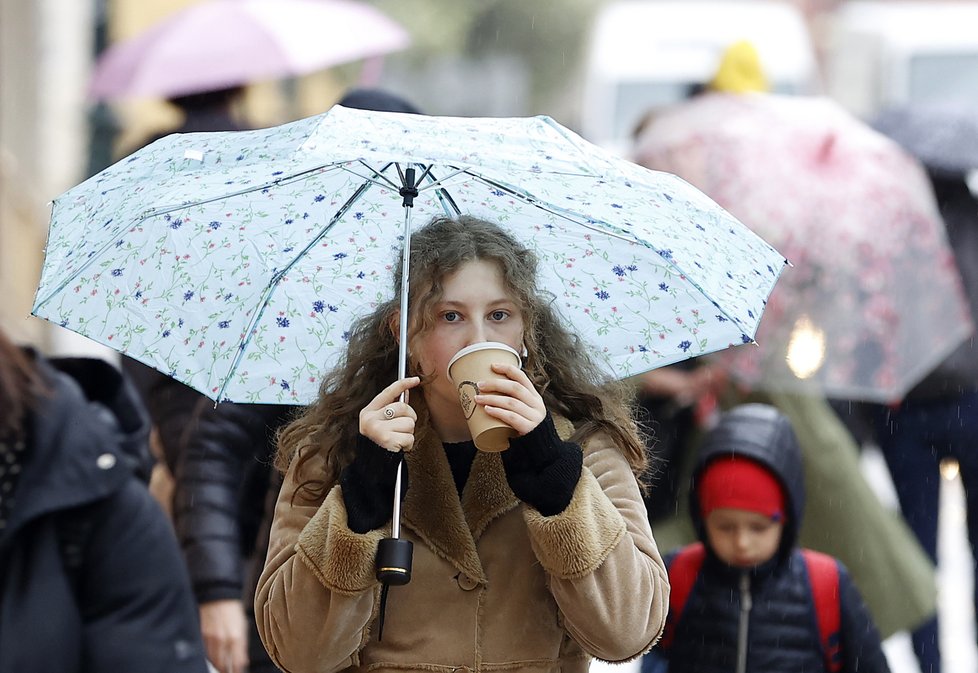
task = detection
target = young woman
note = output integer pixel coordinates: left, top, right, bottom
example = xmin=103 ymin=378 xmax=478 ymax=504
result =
xmin=255 ymin=215 xmax=669 ymax=673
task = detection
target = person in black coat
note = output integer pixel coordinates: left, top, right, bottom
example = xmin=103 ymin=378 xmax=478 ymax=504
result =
xmin=643 ymin=404 xmax=890 ymax=673
xmin=174 ymin=400 xmax=293 ymax=673
xmin=0 ymin=328 xmax=208 ymax=673
xmin=843 ymin=169 xmax=978 ymax=673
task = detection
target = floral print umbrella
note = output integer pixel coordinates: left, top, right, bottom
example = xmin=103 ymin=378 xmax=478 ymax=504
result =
xmin=635 ymin=92 xmax=974 ymax=403
xmin=33 ymin=105 xmax=785 ymax=404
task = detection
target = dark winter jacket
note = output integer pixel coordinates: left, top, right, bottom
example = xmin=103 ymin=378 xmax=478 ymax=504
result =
xmin=173 ymin=400 xmax=294 ymax=605
xmin=0 ymin=354 xmax=208 ymax=673
xmin=909 ymin=173 xmax=978 ymax=399
xmin=650 ymin=404 xmax=890 ymax=673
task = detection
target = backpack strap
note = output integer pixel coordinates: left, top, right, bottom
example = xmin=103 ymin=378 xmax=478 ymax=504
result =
xmin=660 ymin=542 xmax=706 ymax=650
xmin=802 ymin=549 xmax=842 ymax=673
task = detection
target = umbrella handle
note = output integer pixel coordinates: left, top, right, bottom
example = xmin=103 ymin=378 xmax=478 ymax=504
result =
xmin=376 ymin=537 xmax=413 ymax=586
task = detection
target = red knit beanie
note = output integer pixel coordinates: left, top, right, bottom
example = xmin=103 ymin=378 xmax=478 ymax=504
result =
xmin=698 ymin=456 xmax=786 ymax=522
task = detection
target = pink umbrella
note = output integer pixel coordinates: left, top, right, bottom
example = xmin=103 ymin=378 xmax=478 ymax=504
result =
xmin=634 ymin=92 xmax=974 ymax=403
xmin=89 ymin=0 xmax=411 ymax=100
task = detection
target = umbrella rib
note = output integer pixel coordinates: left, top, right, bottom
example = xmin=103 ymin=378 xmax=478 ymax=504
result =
xmin=470 ymin=172 xmax=642 ymax=246
xmin=352 ymin=160 xmax=401 ymax=190
xmin=418 ymin=168 xmax=463 ymax=216
xmin=214 ymin=172 xmax=384 ymax=402
xmin=416 ymin=168 xmax=468 ymax=192
xmin=138 ymin=164 xmax=348 ymax=221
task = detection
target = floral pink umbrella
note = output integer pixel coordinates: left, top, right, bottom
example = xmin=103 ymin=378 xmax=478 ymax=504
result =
xmin=89 ymin=0 xmax=411 ymax=100
xmin=634 ymin=92 xmax=974 ymax=403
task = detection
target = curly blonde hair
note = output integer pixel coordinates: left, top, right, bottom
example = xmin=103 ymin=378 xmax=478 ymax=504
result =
xmin=277 ymin=215 xmax=647 ymax=501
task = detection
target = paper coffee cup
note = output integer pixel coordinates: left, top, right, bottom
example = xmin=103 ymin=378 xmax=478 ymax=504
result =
xmin=447 ymin=342 xmax=522 ymax=452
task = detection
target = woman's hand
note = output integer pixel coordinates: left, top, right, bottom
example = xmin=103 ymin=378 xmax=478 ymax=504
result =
xmin=359 ymin=376 xmax=420 ymax=452
xmin=475 ymin=363 xmax=547 ymax=436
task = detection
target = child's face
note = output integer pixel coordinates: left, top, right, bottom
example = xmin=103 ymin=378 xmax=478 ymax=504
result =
xmin=704 ymin=508 xmax=784 ymax=569
xmin=414 ymin=259 xmax=525 ymax=426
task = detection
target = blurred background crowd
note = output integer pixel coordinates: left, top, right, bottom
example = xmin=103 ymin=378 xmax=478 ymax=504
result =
xmin=1 ymin=1 xmax=977 ymax=672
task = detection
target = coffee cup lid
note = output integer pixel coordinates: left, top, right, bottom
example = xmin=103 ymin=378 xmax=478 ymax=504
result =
xmin=447 ymin=342 xmax=522 ymax=381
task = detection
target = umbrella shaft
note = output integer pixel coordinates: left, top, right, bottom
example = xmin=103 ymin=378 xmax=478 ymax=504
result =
xmin=397 ymin=203 xmax=412 ymax=385
xmin=392 ymin=176 xmax=414 ymax=541
xmin=392 ymin=461 xmax=403 ymax=538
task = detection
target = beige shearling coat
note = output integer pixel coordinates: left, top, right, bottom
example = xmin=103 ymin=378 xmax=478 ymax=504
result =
xmin=255 ymin=416 xmax=669 ymax=673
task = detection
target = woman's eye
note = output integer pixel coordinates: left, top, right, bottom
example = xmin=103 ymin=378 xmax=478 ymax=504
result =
xmin=443 ymin=311 xmax=460 ymax=322
xmin=490 ymin=310 xmax=508 ymax=321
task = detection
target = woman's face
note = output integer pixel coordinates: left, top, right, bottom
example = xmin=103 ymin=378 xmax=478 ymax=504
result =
xmin=413 ymin=259 xmax=525 ymax=430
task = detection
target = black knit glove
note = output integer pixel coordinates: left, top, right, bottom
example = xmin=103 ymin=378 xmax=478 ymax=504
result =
xmin=339 ymin=435 xmax=408 ymax=534
xmin=501 ymin=414 xmax=583 ymax=516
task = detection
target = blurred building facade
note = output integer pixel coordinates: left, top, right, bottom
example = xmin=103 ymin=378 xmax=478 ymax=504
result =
xmin=0 ymin=0 xmax=94 ymax=347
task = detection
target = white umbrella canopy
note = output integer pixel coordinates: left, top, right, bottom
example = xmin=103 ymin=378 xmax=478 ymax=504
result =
xmin=33 ymin=105 xmax=786 ymax=404
xmin=89 ymin=0 xmax=411 ymax=100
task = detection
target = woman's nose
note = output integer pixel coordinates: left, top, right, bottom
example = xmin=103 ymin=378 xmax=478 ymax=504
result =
xmin=466 ymin=322 xmax=489 ymax=345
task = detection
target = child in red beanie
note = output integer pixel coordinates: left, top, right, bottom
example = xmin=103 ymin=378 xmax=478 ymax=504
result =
xmin=643 ymin=403 xmax=890 ymax=673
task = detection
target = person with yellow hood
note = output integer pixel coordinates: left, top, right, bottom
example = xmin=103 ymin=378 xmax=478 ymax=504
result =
xmin=633 ymin=38 xmax=938 ymax=651
xmin=707 ymin=40 xmax=769 ymax=94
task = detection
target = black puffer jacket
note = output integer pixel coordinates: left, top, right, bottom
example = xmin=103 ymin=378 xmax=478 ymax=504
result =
xmin=173 ymin=400 xmax=294 ymax=605
xmin=0 ymin=354 xmax=208 ymax=673
xmin=653 ymin=404 xmax=890 ymax=673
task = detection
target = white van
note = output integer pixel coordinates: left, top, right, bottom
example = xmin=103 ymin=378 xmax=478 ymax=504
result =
xmin=580 ymin=0 xmax=818 ymax=155
xmin=824 ymin=1 xmax=978 ymax=120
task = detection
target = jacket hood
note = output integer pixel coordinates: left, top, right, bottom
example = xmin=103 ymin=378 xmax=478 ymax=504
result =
xmin=47 ymin=356 xmax=154 ymax=481
xmin=1 ymin=354 xmax=152 ymax=540
xmin=689 ymin=403 xmax=804 ymax=560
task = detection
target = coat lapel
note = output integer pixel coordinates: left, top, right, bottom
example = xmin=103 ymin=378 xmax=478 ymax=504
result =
xmin=402 ymin=433 xmax=491 ymax=583
xmin=461 ymin=451 xmax=519 ymax=540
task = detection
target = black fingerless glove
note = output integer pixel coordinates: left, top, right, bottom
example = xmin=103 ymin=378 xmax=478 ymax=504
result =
xmin=501 ymin=413 xmax=583 ymax=516
xmin=339 ymin=435 xmax=408 ymax=534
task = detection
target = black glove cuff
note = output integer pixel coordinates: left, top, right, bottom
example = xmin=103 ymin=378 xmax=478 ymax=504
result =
xmin=339 ymin=435 xmax=406 ymax=534
xmin=502 ymin=414 xmax=583 ymax=516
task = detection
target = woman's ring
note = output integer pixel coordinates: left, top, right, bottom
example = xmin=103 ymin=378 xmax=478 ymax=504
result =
xmin=384 ymin=407 xmax=395 ymax=420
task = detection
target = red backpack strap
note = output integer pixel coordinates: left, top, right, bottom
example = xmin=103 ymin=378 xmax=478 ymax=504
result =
xmin=802 ymin=549 xmax=842 ymax=673
xmin=660 ymin=542 xmax=706 ymax=651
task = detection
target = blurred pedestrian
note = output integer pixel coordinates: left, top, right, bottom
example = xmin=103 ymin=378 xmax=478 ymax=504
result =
xmin=643 ymin=404 xmax=890 ymax=673
xmin=636 ymin=362 xmax=726 ymax=523
xmin=857 ymin=168 xmax=978 ymax=673
xmin=631 ymin=42 xmax=938 ymax=642
xmin=255 ymin=215 xmax=669 ymax=671
xmin=167 ymin=87 xmax=423 ymax=673
xmin=0 ymin=326 xmax=208 ymax=672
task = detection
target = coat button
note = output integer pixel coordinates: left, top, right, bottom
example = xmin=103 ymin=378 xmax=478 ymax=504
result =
xmin=456 ymin=574 xmax=479 ymax=591
xmin=96 ymin=453 xmax=116 ymax=470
